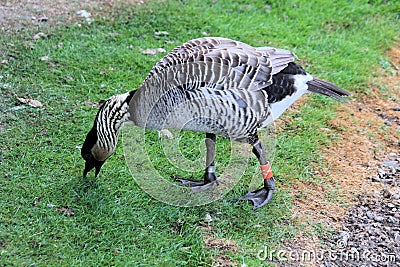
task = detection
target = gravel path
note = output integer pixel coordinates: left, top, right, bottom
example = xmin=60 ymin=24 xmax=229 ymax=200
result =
xmin=324 ymin=153 xmax=400 ymax=267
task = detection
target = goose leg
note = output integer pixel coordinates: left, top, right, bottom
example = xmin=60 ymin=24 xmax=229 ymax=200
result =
xmin=176 ymin=133 xmax=218 ymax=190
xmin=231 ymin=137 xmax=275 ymax=210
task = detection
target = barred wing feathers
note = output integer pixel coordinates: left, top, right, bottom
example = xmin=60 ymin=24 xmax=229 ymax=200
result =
xmin=141 ymin=37 xmax=297 ymax=92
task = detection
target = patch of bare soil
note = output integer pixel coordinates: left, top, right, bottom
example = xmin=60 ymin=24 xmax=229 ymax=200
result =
xmin=200 ymin=222 xmax=240 ymax=267
xmin=0 ymin=0 xmax=143 ymax=32
xmin=283 ymin=44 xmax=400 ymax=266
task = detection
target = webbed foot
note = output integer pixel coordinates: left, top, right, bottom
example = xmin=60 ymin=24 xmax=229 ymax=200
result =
xmin=175 ymin=172 xmax=219 ymax=193
xmin=230 ymin=177 xmax=275 ymax=210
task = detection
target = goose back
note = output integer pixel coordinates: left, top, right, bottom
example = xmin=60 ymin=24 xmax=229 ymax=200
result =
xmin=129 ymin=37 xmax=298 ymax=141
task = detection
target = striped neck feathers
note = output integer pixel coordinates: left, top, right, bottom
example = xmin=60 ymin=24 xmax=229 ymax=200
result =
xmin=94 ymin=92 xmax=133 ymax=161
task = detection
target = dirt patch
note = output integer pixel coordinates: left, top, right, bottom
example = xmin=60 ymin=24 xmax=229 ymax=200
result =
xmin=298 ymin=43 xmax=399 ymax=220
xmin=0 ymin=0 xmax=144 ymax=32
xmin=200 ymin=222 xmax=240 ymax=267
xmin=283 ymin=43 xmax=400 ymax=266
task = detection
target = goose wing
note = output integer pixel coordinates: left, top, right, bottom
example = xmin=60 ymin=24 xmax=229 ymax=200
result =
xmin=141 ymin=37 xmax=297 ymax=92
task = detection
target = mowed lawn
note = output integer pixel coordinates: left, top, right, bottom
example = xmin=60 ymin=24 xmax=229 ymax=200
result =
xmin=1 ymin=0 xmax=399 ymax=266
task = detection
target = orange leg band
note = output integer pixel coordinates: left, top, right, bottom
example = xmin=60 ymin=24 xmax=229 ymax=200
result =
xmin=260 ymin=162 xmax=273 ymax=180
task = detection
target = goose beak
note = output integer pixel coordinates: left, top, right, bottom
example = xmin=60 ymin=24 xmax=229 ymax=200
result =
xmin=83 ymin=160 xmax=104 ymax=178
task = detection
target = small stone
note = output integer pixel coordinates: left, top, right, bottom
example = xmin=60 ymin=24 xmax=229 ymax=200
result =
xmin=338 ymin=231 xmax=350 ymax=245
xmin=366 ymin=211 xmax=374 ymax=219
xmin=395 ymin=234 xmax=400 ymax=242
xmin=371 ymin=175 xmax=381 ymax=182
xmin=387 ymin=203 xmax=395 ymax=208
xmin=382 ymin=189 xmax=392 ymax=199
xmin=37 ymin=16 xmax=48 ymax=22
xmin=77 ymin=10 xmax=91 ymax=18
xmin=374 ymin=216 xmax=384 ymax=222
xmin=204 ymin=213 xmax=213 ymax=223
xmin=394 ymin=194 xmax=400 ymax=200
xmin=382 ymin=161 xmax=398 ymax=168
xmin=387 ymin=216 xmax=396 ymax=224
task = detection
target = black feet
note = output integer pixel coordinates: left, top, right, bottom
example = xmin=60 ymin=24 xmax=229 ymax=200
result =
xmin=230 ymin=177 xmax=275 ymax=210
xmin=176 ymin=172 xmax=218 ymax=193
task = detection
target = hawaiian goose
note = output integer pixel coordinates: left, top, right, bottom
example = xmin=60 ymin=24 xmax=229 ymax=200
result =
xmin=81 ymin=37 xmax=349 ymax=210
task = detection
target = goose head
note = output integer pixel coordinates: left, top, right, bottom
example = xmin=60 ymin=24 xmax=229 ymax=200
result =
xmin=81 ymin=91 xmax=136 ymax=178
xmin=81 ymin=125 xmax=109 ymax=178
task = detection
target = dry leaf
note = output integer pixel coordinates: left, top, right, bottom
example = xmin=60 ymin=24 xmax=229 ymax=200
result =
xmin=76 ymin=10 xmax=92 ymax=23
xmin=85 ymin=99 xmax=100 ymax=107
xmin=77 ymin=10 xmax=91 ymax=18
xmin=40 ymin=56 xmax=51 ymax=61
xmin=33 ymin=32 xmax=46 ymax=40
xmin=28 ymin=99 xmax=43 ymax=107
xmin=17 ymin=97 xmax=43 ymax=108
xmin=56 ymin=206 xmax=75 ymax=216
xmin=141 ymin=48 xmax=166 ymax=55
xmin=160 ymin=129 xmax=174 ymax=139
xmin=17 ymin=97 xmax=29 ymax=104
xmin=154 ymin=31 xmax=169 ymax=38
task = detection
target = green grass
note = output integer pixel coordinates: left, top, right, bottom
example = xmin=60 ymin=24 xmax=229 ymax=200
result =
xmin=1 ymin=0 xmax=399 ymax=266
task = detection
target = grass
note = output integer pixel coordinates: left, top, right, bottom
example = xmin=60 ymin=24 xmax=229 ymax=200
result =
xmin=1 ymin=0 xmax=399 ymax=266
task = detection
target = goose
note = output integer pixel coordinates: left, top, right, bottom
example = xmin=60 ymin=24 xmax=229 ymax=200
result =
xmin=81 ymin=37 xmax=349 ymax=209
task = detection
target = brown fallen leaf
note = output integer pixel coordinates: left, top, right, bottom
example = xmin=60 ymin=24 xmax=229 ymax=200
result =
xmin=141 ymin=48 xmax=166 ymax=55
xmin=40 ymin=56 xmax=51 ymax=61
xmin=17 ymin=97 xmax=43 ymax=108
xmin=33 ymin=32 xmax=46 ymax=40
xmin=85 ymin=99 xmax=101 ymax=107
xmin=160 ymin=129 xmax=174 ymax=139
xmin=28 ymin=99 xmax=43 ymax=107
xmin=56 ymin=206 xmax=75 ymax=216
xmin=154 ymin=31 xmax=169 ymax=38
